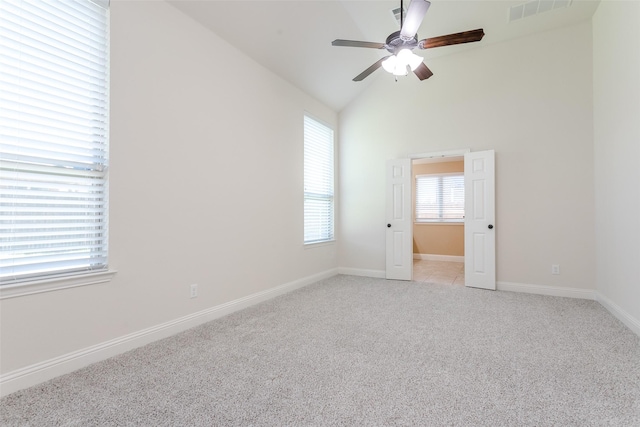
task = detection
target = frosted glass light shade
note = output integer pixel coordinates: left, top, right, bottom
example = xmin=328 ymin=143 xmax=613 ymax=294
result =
xmin=393 ymin=64 xmax=409 ymax=76
xmin=382 ymin=55 xmax=408 ymax=76
xmin=382 ymin=55 xmax=397 ymax=73
xmin=382 ymin=50 xmax=423 ymax=77
xmin=397 ymin=49 xmax=423 ymax=71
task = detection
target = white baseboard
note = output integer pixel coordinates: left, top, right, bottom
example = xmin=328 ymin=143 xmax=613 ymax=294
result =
xmin=337 ymin=267 xmax=386 ymax=278
xmin=413 ymin=254 xmax=464 ymax=262
xmin=498 ymin=282 xmax=639 ymax=337
xmin=5 ymin=269 xmax=636 ymax=398
xmin=596 ymin=292 xmax=640 ymax=337
xmin=497 ymin=281 xmax=597 ymax=300
xmin=0 ymin=268 xmax=338 ymax=398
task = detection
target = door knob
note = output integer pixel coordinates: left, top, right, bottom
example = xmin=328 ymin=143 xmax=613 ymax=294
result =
xmin=488 ymin=224 xmax=494 ymax=229
xmin=387 ymin=224 xmax=391 ymax=228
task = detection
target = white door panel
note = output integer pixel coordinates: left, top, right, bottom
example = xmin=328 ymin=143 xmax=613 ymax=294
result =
xmin=386 ymin=159 xmax=412 ymax=280
xmin=464 ymin=150 xmax=496 ymax=290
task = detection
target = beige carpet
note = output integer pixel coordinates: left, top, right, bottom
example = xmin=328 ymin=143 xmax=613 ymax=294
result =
xmin=2 ymin=275 xmax=639 ymax=426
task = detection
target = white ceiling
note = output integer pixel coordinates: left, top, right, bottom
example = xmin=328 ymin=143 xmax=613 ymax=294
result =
xmin=168 ymin=0 xmax=600 ymax=111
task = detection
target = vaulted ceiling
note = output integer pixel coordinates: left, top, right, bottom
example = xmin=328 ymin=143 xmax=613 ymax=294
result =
xmin=168 ymin=0 xmax=600 ymax=111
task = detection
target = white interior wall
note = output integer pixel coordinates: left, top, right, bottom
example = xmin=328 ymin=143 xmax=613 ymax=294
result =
xmin=0 ymin=1 xmax=337 ymax=377
xmin=593 ymin=1 xmax=640 ymax=327
xmin=338 ymin=21 xmax=596 ymax=292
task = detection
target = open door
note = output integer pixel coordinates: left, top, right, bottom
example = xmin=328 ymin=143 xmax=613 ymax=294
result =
xmin=385 ymin=158 xmax=412 ymax=280
xmin=464 ymin=150 xmax=496 ymax=290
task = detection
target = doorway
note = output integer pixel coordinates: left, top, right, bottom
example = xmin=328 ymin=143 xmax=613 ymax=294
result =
xmin=385 ymin=149 xmax=496 ymax=289
xmin=411 ymin=155 xmax=465 ymax=285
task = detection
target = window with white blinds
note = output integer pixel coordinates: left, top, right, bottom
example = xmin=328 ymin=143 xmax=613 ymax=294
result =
xmin=303 ymin=115 xmax=334 ymax=244
xmin=415 ymin=174 xmax=464 ymax=222
xmin=0 ymin=0 xmax=110 ymax=285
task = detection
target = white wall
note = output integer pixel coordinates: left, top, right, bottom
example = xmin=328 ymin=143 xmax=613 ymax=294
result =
xmin=339 ymin=22 xmax=596 ymax=291
xmin=0 ymin=1 xmax=337 ymax=376
xmin=593 ymin=1 xmax=640 ymax=328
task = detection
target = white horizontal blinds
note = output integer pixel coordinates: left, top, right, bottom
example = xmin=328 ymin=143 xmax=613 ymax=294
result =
xmin=415 ymin=174 xmax=464 ymax=221
xmin=0 ymin=0 xmax=110 ymax=284
xmin=304 ymin=115 xmax=334 ymax=244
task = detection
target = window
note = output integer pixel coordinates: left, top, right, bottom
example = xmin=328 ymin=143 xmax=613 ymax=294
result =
xmin=303 ymin=115 xmax=334 ymax=244
xmin=0 ymin=0 xmax=110 ymax=286
xmin=415 ymin=173 xmax=464 ymax=222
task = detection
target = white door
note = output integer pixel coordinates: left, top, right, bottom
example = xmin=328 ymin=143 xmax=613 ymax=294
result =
xmin=385 ymin=158 xmax=412 ymax=280
xmin=464 ymin=150 xmax=496 ymax=290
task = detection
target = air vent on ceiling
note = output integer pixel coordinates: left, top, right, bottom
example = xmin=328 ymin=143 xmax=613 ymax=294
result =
xmin=391 ymin=6 xmax=406 ymax=27
xmin=509 ymin=0 xmax=572 ymax=22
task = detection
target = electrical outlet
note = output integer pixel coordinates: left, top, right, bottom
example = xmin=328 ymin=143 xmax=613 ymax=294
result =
xmin=190 ymin=284 xmax=198 ymax=298
xmin=551 ymin=265 xmax=560 ymax=275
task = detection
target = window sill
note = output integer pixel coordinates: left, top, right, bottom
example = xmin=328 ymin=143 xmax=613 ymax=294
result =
xmin=0 ymin=270 xmax=117 ymax=300
xmin=304 ymin=239 xmax=336 ymax=249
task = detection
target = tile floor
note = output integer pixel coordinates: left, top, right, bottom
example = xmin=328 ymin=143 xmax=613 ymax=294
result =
xmin=413 ymin=259 xmax=465 ymax=286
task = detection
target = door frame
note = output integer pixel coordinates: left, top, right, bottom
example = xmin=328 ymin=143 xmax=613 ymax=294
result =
xmin=388 ymin=148 xmax=496 ymax=286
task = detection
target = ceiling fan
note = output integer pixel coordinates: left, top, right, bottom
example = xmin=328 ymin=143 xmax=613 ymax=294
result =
xmin=332 ymin=0 xmax=485 ymax=81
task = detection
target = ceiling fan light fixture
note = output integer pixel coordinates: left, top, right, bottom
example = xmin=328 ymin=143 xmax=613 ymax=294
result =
xmin=397 ymin=48 xmax=423 ymax=71
xmin=382 ymin=54 xmax=408 ymax=76
xmin=382 ymin=55 xmax=397 ymax=73
xmin=393 ymin=65 xmax=409 ymax=76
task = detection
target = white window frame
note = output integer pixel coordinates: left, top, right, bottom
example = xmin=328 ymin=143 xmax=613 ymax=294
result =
xmin=303 ymin=114 xmax=335 ymax=245
xmin=0 ymin=0 xmax=115 ymax=298
xmin=415 ymin=172 xmax=465 ymax=223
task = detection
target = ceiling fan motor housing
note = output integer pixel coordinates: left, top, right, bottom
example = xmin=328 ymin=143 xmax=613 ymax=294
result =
xmin=385 ymin=30 xmax=418 ymax=54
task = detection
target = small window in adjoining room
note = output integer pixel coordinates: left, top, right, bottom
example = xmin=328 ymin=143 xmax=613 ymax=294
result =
xmin=415 ymin=174 xmax=465 ymax=222
xmin=303 ymin=115 xmax=334 ymax=244
xmin=0 ymin=0 xmax=111 ymax=286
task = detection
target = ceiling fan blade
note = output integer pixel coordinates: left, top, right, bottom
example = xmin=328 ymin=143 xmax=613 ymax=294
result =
xmin=418 ymin=29 xmax=485 ymax=49
xmin=413 ymin=62 xmax=433 ymax=80
xmin=353 ymin=56 xmax=389 ymax=82
xmin=332 ymin=39 xmax=385 ymax=49
xmin=400 ymin=0 xmax=431 ymax=41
